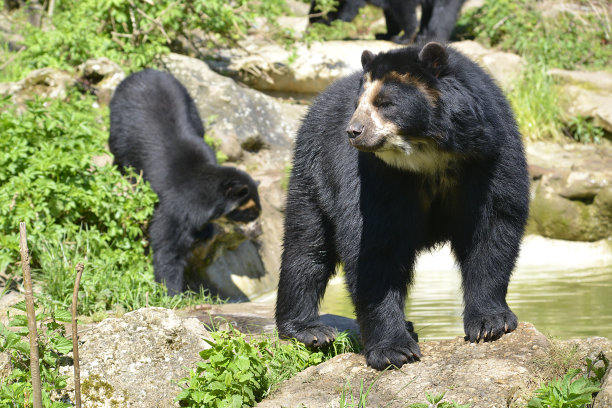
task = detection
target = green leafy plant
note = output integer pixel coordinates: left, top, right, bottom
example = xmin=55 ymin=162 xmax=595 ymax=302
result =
xmin=176 ymin=326 xmax=360 ymax=407
xmin=0 ymin=301 xmax=73 ymax=407
xmin=527 ymin=368 xmax=601 ymax=408
xmin=456 ymin=0 xmax=611 ymax=70
xmin=409 ymin=392 xmax=471 ymax=408
xmin=565 ymin=116 xmax=605 ymax=144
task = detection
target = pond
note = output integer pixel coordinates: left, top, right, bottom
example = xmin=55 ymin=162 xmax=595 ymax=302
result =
xmin=320 ymin=239 xmax=612 ymax=341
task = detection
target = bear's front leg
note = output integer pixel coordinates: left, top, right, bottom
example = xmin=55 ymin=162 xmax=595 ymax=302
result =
xmin=348 ymin=255 xmax=421 ymax=370
xmin=276 ymin=194 xmax=339 ymax=348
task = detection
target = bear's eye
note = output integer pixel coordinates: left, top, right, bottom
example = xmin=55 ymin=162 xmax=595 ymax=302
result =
xmin=375 ymin=100 xmax=393 ymax=108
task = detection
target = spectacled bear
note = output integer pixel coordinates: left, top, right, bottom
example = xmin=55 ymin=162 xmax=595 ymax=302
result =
xmin=309 ymin=0 xmax=466 ymax=44
xmin=109 ymin=69 xmax=261 ymax=296
xmin=276 ymin=42 xmax=530 ymax=370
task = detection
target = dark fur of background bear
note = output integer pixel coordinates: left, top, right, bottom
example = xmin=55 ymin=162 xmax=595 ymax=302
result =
xmin=109 ymin=69 xmax=261 ymax=295
xmin=309 ymin=0 xmax=466 ymax=44
xmin=276 ymin=42 xmax=529 ymax=370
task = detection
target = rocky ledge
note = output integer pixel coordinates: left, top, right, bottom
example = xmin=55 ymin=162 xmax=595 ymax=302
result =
xmin=51 ymin=306 xmax=612 ymax=408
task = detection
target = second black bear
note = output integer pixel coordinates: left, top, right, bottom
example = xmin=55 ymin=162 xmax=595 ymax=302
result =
xmin=276 ymin=42 xmax=530 ymax=370
xmin=309 ymin=0 xmax=466 ymax=44
xmin=109 ymin=69 xmax=261 ymax=295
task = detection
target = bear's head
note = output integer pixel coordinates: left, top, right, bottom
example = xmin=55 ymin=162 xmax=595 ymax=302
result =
xmin=347 ymin=42 xmax=451 ymax=172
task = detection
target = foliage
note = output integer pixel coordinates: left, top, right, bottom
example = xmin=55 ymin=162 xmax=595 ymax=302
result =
xmin=1 ymin=0 xmax=289 ymax=81
xmin=565 ymin=116 xmax=605 ymax=144
xmin=0 ymin=92 xmax=217 ymax=314
xmin=409 ymin=392 xmax=471 ymax=408
xmin=527 ymin=369 xmax=600 ymax=408
xmin=176 ymin=326 xmax=360 ymax=407
xmin=527 ymin=353 xmax=608 ymax=408
xmin=302 ymin=4 xmax=384 ymax=43
xmin=338 ymin=378 xmax=378 ymax=408
xmin=506 ymin=65 xmax=565 ymax=141
xmin=0 ymin=300 xmax=73 ymax=407
xmin=456 ymin=0 xmax=611 ymax=70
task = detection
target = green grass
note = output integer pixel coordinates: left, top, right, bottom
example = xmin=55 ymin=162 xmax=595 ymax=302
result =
xmin=456 ymin=0 xmax=611 ymax=70
xmin=507 ymin=64 xmax=565 ymax=142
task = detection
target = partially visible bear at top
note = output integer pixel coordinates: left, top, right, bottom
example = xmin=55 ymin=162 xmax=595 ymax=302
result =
xmin=109 ymin=69 xmax=261 ymax=295
xmin=310 ymin=0 xmax=466 ymax=44
xmin=276 ymin=42 xmax=530 ymax=370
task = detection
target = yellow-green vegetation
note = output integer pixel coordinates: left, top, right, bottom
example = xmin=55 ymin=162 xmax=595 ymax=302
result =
xmin=408 ymin=393 xmax=471 ymax=408
xmin=0 ymin=300 xmax=73 ymax=407
xmin=527 ymin=353 xmax=608 ymax=408
xmin=176 ymin=325 xmax=361 ymax=407
xmin=0 ymin=0 xmax=289 ymax=82
xmin=456 ymin=0 xmax=610 ymax=142
xmin=303 ymin=4 xmax=385 ymax=43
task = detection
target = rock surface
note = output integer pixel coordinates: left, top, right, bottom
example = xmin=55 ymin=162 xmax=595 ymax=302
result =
xmin=549 ymin=68 xmax=612 ymax=133
xmin=0 ymin=67 xmax=75 ymax=105
xmin=77 ymin=57 xmax=126 ymax=105
xmin=527 ymin=142 xmax=612 ymax=241
xmin=256 ymin=323 xmax=612 ymax=408
xmin=205 ymin=39 xmax=525 ymax=95
xmin=60 ymin=307 xmax=211 ymax=407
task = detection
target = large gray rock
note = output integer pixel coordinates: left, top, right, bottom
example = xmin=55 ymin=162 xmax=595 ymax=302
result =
xmin=60 ymin=307 xmax=211 ymax=407
xmin=0 ymin=67 xmax=75 ymax=104
xmin=205 ymin=39 xmax=525 ymax=95
xmin=548 ymin=68 xmax=612 ymax=133
xmin=257 ymin=323 xmax=612 ymax=408
xmin=159 ymin=52 xmax=298 ymax=160
xmin=527 ymin=142 xmax=612 ymax=241
xmin=78 ymin=57 xmax=126 ymax=105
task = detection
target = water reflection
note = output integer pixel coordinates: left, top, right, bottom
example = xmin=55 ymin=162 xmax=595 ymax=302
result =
xmin=320 ymin=264 xmax=612 ymax=341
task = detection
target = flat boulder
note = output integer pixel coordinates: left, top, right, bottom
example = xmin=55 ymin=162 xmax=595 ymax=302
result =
xmin=205 ymin=39 xmax=525 ymax=95
xmin=60 ymin=307 xmax=212 ymax=407
xmin=256 ymin=323 xmax=611 ymax=408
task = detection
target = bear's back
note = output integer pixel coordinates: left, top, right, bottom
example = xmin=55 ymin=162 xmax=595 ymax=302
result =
xmin=109 ymin=69 xmax=216 ymax=182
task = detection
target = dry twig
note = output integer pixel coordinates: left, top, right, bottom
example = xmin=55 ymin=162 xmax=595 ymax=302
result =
xmin=19 ymin=222 xmax=43 ymax=408
xmin=72 ymin=262 xmax=84 ymax=408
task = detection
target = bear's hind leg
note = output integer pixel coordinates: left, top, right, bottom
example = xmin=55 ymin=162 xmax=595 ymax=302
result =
xmin=452 ymin=216 xmax=522 ymax=343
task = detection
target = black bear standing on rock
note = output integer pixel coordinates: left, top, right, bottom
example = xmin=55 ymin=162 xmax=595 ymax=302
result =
xmin=276 ymin=42 xmax=530 ymax=370
xmin=310 ymin=0 xmax=466 ymax=44
xmin=109 ymin=69 xmax=261 ymax=296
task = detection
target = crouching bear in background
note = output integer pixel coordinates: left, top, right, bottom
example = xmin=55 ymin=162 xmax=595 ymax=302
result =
xmin=109 ymin=69 xmax=261 ymax=296
xmin=276 ymin=42 xmax=530 ymax=370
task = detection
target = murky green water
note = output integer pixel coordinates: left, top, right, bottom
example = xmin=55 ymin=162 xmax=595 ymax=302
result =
xmin=320 ymin=263 xmax=612 ymax=341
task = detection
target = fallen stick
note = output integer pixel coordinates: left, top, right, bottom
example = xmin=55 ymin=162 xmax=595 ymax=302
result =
xmin=19 ymin=222 xmax=43 ymax=408
xmin=72 ymin=262 xmax=84 ymax=408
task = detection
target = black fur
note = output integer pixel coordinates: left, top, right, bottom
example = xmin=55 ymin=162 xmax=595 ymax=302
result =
xmin=309 ymin=0 xmax=466 ymax=44
xmin=109 ymin=69 xmax=261 ymax=295
xmin=276 ymin=43 xmax=529 ymax=370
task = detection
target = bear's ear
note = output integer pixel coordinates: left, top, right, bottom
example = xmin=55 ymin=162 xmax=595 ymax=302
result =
xmin=361 ymin=50 xmax=375 ymax=69
xmin=418 ymin=42 xmax=448 ymax=77
xmin=225 ymin=181 xmax=250 ymax=200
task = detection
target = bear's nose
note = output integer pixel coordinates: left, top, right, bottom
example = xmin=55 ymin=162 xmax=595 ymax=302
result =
xmin=346 ymin=121 xmax=364 ymax=139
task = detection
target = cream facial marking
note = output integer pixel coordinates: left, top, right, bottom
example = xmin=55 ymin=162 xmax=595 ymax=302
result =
xmin=354 ymin=73 xmax=451 ymax=173
xmin=237 ymin=199 xmax=257 ymax=211
xmin=355 ymin=76 xmax=398 ymax=140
